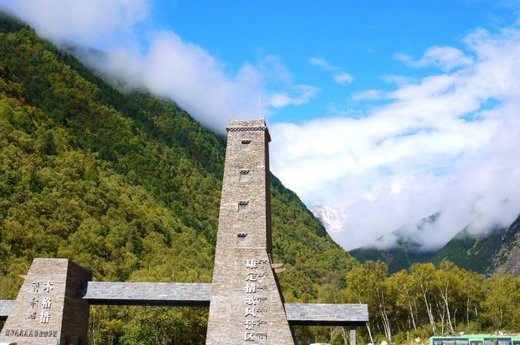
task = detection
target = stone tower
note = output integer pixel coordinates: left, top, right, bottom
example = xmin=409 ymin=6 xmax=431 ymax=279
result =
xmin=206 ymin=119 xmax=294 ymax=344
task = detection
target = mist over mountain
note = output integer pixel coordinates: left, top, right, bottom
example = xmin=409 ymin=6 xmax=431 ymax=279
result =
xmin=313 ymin=202 xmax=519 ymax=277
xmin=348 ymin=213 xmax=520 ymax=275
xmin=312 ymin=202 xmax=520 ymax=276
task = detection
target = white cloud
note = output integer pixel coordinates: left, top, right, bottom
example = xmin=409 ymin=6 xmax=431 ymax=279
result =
xmin=396 ymin=46 xmax=474 ymax=71
xmin=268 ymin=85 xmax=320 ymax=108
xmin=352 ymin=89 xmax=383 ymax=101
xmin=1 ymin=0 xmax=148 ymax=48
xmin=101 ymin=38 xmax=319 ymax=131
xmin=98 ymin=31 xmax=269 ymax=131
xmin=272 ymin=25 xmax=520 ymax=251
xmin=259 ymin=55 xmax=294 ymax=85
xmin=381 ymin=75 xmax=417 ymax=86
xmin=334 ymin=72 xmax=354 ymax=85
xmin=104 ymin=41 xmax=323 ymax=131
xmin=2 ymin=0 xmax=319 ymax=132
xmin=308 ymin=56 xmax=354 ymax=85
xmin=308 ymin=57 xmax=334 ymax=70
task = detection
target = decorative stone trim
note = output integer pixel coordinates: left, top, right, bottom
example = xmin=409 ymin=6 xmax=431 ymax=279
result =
xmin=227 ymin=126 xmax=267 ymax=132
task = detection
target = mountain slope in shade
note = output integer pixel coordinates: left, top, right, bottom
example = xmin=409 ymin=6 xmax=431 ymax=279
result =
xmin=349 ymin=214 xmax=520 ymax=275
xmin=432 ymin=215 xmax=520 ymax=275
xmin=349 ymin=244 xmax=436 ymax=274
xmin=432 ymin=227 xmax=506 ymax=274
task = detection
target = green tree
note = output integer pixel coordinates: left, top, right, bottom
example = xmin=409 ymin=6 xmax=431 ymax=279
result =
xmin=482 ymin=273 xmax=520 ymax=332
xmin=410 ymin=262 xmax=438 ymax=334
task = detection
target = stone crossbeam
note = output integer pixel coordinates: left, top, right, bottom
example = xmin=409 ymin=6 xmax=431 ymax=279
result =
xmin=81 ymin=282 xmax=212 ymax=306
xmin=0 ymin=300 xmax=14 ymax=321
xmin=285 ymin=303 xmax=368 ymax=326
xmin=2 ymin=296 xmax=369 ymax=327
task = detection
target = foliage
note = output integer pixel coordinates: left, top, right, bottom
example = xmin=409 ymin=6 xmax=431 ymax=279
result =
xmin=345 ymin=260 xmax=520 ymax=344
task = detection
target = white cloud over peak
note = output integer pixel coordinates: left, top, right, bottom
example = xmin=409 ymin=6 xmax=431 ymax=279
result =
xmin=2 ymin=0 xmax=319 ymax=132
xmin=99 ymin=31 xmax=267 ymax=131
xmin=2 ymin=0 xmax=148 ymax=48
xmin=272 ymin=25 xmax=520 ymax=251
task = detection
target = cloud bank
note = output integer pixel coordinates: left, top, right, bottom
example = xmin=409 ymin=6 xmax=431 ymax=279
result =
xmin=1 ymin=0 xmax=315 ymax=132
xmin=98 ymin=31 xmax=267 ymax=131
xmin=395 ymin=46 xmax=473 ymax=72
xmin=1 ymin=0 xmax=148 ymax=48
xmin=271 ymin=26 xmax=520 ymax=250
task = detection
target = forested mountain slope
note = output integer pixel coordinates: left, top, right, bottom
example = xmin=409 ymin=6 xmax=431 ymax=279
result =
xmin=0 ymin=13 xmax=357 ymax=343
xmin=349 ymin=244 xmax=436 ymax=274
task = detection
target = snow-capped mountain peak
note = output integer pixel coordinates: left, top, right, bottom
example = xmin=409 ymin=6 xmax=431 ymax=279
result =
xmin=312 ymin=204 xmax=348 ymax=234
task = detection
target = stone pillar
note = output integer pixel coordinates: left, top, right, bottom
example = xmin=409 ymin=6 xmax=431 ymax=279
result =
xmin=206 ymin=119 xmax=294 ymax=344
xmin=0 ymin=258 xmax=92 ymax=345
xmin=350 ymin=327 xmax=357 ymax=345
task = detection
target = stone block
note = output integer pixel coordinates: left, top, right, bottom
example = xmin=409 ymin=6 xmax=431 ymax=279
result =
xmin=0 ymin=258 xmax=92 ymax=345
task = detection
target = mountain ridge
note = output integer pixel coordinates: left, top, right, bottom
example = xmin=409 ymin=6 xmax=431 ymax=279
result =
xmin=349 ymin=214 xmax=520 ymax=275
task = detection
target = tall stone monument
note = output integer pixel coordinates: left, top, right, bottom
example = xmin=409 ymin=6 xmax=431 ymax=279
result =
xmin=206 ymin=119 xmax=295 ymax=344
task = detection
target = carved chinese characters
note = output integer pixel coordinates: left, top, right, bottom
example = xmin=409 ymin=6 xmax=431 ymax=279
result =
xmin=243 ymin=259 xmax=269 ymax=342
xmin=2 ymin=278 xmax=60 ymax=341
xmin=0 ymin=258 xmax=91 ymax=345
xmin=29 ymin=281 xmax=55 ymax=325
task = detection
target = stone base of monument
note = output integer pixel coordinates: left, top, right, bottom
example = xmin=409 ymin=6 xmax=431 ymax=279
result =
xmin=1 ymin=258 xmax=368 ymax=345
xmin=0 ymin=258 xmax=91 ymax=345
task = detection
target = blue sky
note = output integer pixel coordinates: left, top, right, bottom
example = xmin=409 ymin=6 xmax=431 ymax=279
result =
xmin=3 ymin=0 xmax=520 ymax=250
xmin=146 ymin=1 xmax=517 ymax=122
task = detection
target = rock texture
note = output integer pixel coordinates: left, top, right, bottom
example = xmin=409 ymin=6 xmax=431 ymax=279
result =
xmin=491 ymin=216 xmax=520 ymax=276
